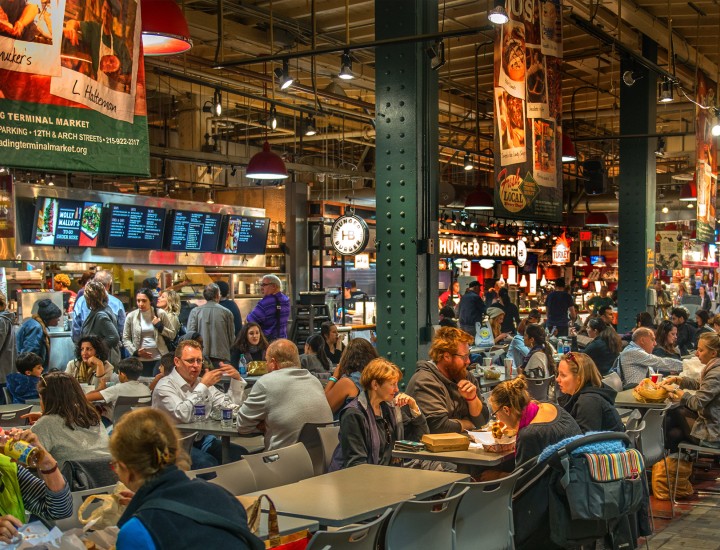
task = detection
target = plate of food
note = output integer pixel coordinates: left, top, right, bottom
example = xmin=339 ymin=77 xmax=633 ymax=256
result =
xmin=81 ymin=204 xmax=102 ymax=239
xmin=468 ymin=422 xmax=517 ymax=453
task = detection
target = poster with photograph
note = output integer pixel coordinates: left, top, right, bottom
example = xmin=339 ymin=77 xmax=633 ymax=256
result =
xmin=495 ymin=88 xmax=526 ymax=165
xmin=695 ymin=71 xmax=718 ymax=244
xmin=655 ymin=231 xmax=683 ymax=270
xmin=525 ymin=45 xmax=548 ymax=118
xmin=540 ymin=0 xmax=562 ymax=58
xmin=532 ymin=119 xmax=556 ymax=187
xmin=498 ymin=20 xmax=525 ymax=100
xmin=0 ymin=0 xmax=148 ymax=175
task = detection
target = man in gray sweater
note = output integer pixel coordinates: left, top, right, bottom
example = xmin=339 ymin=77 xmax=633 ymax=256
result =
xmin=236 ymin=338 xmax=333 ymax=450
xmin=187 ymin=283 xmax=235 ymax=367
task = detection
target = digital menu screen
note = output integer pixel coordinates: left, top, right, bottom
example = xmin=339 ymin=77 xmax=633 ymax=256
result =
xmin=222 ymin=215 xmax=270 ymax=254
xmin=33 ymin=197 xmax=103 ymax=247
xmin=168 ymin=210 xmax=222 ymax=252
xmin=106 ymin=204 xmax=166 ymax=249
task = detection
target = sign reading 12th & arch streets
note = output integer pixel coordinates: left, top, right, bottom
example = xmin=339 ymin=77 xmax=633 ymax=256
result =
xmin=0 ymin=0 xmax=149 ymax=175
xmin=492 ymin=0 xmax=563 ymax=223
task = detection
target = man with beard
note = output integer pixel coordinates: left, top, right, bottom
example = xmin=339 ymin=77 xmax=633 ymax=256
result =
xmin=407 ymin=327 xmax=488 ymax=433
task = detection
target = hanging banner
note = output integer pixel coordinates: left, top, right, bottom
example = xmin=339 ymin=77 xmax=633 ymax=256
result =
xmin=0 ymin=0 xmax=149 ymax=175
xmin=695 ymin=71 xmax=718 ymax=243
xmin=493 ymin=0 xmax=563 ymax=223
xmin=655 ymin=230 xmax=683 ymax=270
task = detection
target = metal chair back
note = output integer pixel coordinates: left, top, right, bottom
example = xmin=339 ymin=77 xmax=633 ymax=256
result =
xmin=112 ymin=395 xmax=151 ymax=424
xmin=306 ymin=508 xmax=392 ymax=550
xmin=296 ymin=421 xmax=340 ymax=476
xmin=187 ymin=458 xmax=258 ymax=495
xmin=525 ymin=377 xmax=553 ymax=402
xmin=243 ymin=442 xmax=314 ymax=491
xmin=0 ymin=405 xmax=32 ymax=427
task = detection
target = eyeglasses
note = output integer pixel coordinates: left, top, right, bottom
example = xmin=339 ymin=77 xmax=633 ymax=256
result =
xmin=490 ymin=406 xmax=501 ymax=419
xmin=260 ymin=283 xmax=272 ymax=287
xmin=564 ymin=351 xmax=579 ymax=368
xmin=453 ymin=353 xmax=470 ymax=361
xmin=181 ymin=358 xmax=203 ymax=365
xmin=109 ymin=460 xmax=118 ymax=472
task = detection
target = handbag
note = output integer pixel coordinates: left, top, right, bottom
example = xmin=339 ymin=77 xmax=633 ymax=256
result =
xmin=247 ymin=361 xmax=268 ymax=376
xmin=237 ymin=494 xmax=310 ymax=549
xmin=651 ymin=455 xmax=693 ymax=500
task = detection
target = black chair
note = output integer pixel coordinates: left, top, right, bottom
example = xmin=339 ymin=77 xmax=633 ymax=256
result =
xmin=61 ymin=455 xmax=117 ymax=492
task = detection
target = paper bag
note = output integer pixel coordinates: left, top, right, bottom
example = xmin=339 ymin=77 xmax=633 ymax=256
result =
xmin=78 ymin=482 xmax=129 ymax=531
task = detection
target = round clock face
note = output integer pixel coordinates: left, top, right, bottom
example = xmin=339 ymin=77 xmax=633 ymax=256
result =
xmin=331 ymin=215 xmax=369 ymax=256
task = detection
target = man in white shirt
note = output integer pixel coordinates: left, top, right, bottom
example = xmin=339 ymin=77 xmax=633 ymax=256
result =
xmin=85 ymin=357 xmax=151 ymax=419
xmin=152 ymin=339 xmax=247 ymax=467
xmin=616 ymin=327 xmax=682 ymax=386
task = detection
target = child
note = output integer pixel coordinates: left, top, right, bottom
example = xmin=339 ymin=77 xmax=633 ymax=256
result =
xmin=85 ymin=358 xmax=151 ymax=420
xmin=149 ymin=352 xmax=175 ymax=392
xmin=7 ymin=352 xmax=43 ymax=404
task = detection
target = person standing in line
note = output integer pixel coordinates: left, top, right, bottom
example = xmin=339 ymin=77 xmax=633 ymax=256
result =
xmin=216 ymin=281 xmax=242 ymax=338
xmin=246 ymin=275 xmax=290 ymax=341
xmin=0 ymin=293 xmax=16 ymax=404
xmin=16 ymin=299 xmax=61 ymax=370
xmin=545 ymin=279 xmax=577 ymax=337
xmin=187 ymin=284 xmax=235 ymax=368
xmin=457 ymin=280 xmax=486 ymax=337
xmin=72 ymin=270 xmax=126 ymax=344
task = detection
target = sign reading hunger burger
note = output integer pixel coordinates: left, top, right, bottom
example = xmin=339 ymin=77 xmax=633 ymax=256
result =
xmin=439 ymin=237 xmax=527 ymax=267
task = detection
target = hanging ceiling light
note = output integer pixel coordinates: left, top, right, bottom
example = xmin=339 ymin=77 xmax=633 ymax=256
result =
xmin=661 ymin=206 xmax=669 ymax=213
xmin=540 ymin=273 xmax=547 ymax=287
xmin=246 ymin=141 xmax=289 ymax=180
xmin=202 ymin=89 xmax=222 ymax=116
xmin=463 ymin=153 xmax=474 ymax=171
xmin=464 ymin=188 xmax=494 ymax=211
xmin=267 ymin=105 xmax=278 ymax=130
xmin=488 ymin=0 xmax=509 ymax=25
xmin=574 ymin=239 xmax=588 ymax=267
xmin=426 ymin=40 xmax=446 ymax=71
xmin=305 ymin=116 xmax=317 ymax=136
xmin=206 ymin=189 xmax=215 ymax=204
xmin=658 ymin=80 xmax=674 ymax=103
xmin=679 ymin=180 xmax=697 ymax=202
xmin=519 ymin=275 xmax=528 ymax=288
xmin=585 ymin=212 xmax=610 ymax=227
xmin=622 ymin=70 xmax=641 ymax=87
xmin=711 ymin=108 xmax=720 ymax=136
xmin=274 ymin=59 xmax=294 ymax=91
xmin=141 ymin=0 xmax=193 ymax=56
xmin=562 ymin=133 xmax=577 ymax=163
xmin=338 ymin=50 xmax=354 ymax=80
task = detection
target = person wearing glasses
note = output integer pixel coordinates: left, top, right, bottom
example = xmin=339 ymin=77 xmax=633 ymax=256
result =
xmin=246 ymin=275 xmax=290 ymax=341
xmin=152 ymin=340 xmax=247 ymax=468
xmin=556 ymin=352 xmax=624 ymax=433
xmin=406 ymin=327 xmax=488 ymax=433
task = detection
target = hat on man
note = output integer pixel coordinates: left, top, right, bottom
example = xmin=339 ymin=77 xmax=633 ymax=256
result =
xmin=467 ymin=280 xmax=480 ymax=290
xmin=36 ymin=299 xmax=62 ymax=324
xmin=54 ymin=274 xmax=71 ymax=287
xmin=486 ymin=306 xmax=504 ymax=320
xmin=216 ymin=280 xmax=230 ymax=297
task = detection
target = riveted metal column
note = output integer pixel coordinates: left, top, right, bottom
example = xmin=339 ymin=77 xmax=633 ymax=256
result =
xmin=375 ymin=0 xmax=438 ymax=381
xmin=618 ymin=36 xmax=657 ymax=332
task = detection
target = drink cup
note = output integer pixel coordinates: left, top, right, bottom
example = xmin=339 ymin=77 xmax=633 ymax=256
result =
xmin=651 ymin=373 xmax=659 ymax=384
xmin=482 ymin=357 xmax=492 ymax=367
xmin=504 ymin=358 xmax=513 ymax=378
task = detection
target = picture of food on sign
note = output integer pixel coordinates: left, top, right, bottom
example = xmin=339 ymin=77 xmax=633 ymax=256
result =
xmin=80 ymin=204 xmax=101 ymax=239
xmin=497 ymin=90 xmax=525 ymax=150
xmin=498 ymin=169 xmax=527 ymax=213
xmin=35 ymin=197 xmax=57 ymax=245
xmin=541 ymin=0 xmax=562 ymax=44
xmin=526 ymin=49 xmax=547 ymax=104
xmin=502 ymin=22 xmax=525 ymax=82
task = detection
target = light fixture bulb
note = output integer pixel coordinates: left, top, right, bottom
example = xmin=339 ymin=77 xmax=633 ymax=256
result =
xmin=463 ymin=153 xmax=473 ymax=171
xmin=206 ymin=190 xmax=215 ymax=204
xmin=213 ymin=90 xmax=222 ymax=116
xmin=658 ymin=80 xmax=674 ymax=103
xmin=712 ymin=122 xmax=720 ymax=137
xmin=488 ymin=0 xmax=509 ymax=25
xmin=274 ymin=59 xmax=294 ymax=90
xmin=268 ymin=105 xmax=278 ymax=130
xmin=338 ymin=50 xmax=354 ymax=80
xmin=688 ymin=202 xmax=694 ymax=208
xmin=662 ymin=206 xmax=669 ymax=213
xmin=305 ymin=116 xmax=317 ymax=136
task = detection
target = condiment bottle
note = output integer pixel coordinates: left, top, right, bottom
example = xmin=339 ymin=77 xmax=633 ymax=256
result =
xmin=0 ymin=434 xmax=44 ymax=467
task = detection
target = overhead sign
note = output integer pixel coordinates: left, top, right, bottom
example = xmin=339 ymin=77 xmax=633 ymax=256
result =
xmin=331 ymin=215 xmax=369 ymax=256
xmin=552 ymin=230 xmax=571 ymax=264
xmin=439 ymin=237 xmax=527 ymax=266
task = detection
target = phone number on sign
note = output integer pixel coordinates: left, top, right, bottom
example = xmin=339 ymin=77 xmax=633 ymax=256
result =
xmin=104 ymin=136 xmax=141 ymax=146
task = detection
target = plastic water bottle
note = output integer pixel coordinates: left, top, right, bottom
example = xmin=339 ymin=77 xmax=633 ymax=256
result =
xmin=238 ymin=356 xmax=248 ymax=377
xmin=221 ymin=407 xmax=233 ymax=428
xmin=193 ymin=403 xmax=206 ymax=423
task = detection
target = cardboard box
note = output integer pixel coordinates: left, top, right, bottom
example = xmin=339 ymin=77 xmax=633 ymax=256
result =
xmin=421 ymin=433 xmax=470 ymax=452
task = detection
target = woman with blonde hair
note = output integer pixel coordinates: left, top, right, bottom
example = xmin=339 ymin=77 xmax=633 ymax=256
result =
xmin=486 ymin=307 xmax=510 ymax=343
xmin=331 ymin=358 xmax=427 ymax=470
xmin=490 ymin=377 xmax=580 ymax=465
xmin=556 ymin=352 xmax=624 ymax=433
xmin=112 ymin=408 xmax=262 ymax=549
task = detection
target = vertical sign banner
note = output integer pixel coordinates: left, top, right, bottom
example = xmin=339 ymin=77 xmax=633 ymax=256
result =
xmin=695 ymin=71 xmax=718 ymax=243
xmin=493 ymin=0 xmax=563 ymax=223
xmin=655 ymin=230 xmax=683 ymax=270
xmin=0 ymin=0 xmax=149 ymax=175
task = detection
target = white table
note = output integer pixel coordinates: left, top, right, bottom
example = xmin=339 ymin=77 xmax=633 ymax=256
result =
xmin=176 ymin=420 xmax=243 ymax=464
xmin=391 ymin=445 xmax=513 ymax=474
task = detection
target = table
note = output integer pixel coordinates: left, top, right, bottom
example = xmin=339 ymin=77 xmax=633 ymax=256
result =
xmin=391 ymin=445 xmax=514 ymax=474
xmin=0 ymin=403 xmax=40 ymax=413
xmin=241 ymin=464 xmax=469 ymax=527
xmin=255 ymin=511 xmax=318 ymax=540
xmin=176 ymin=419 xmax=241 ymax=464
xmin=472 ymin=370 xmax=512 ymax=389
xmin=615 ymin=389 xmax=679 ymax=410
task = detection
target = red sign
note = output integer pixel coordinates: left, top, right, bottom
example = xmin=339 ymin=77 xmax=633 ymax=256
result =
xmin=579 ymin=231 xmax=592 ymax=241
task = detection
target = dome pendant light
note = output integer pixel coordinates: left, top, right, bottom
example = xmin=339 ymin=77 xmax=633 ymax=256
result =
xmin=488 ymin=0 xmax=509 ymax=25
xmin=338 ymin=50 xmax=354 ymax=80
xmin=141 ymin=0 xmax=193 ymax=56
xmin=246 ymin=141 xmax=289 ymax=180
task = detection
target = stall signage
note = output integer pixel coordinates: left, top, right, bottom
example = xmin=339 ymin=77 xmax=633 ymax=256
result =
xmin=439 ymin=238 xmax=526 ymax=266
xmin=552 ymin=231 xmax=571 ymax=265
xmin=331 ymin=215 xmax=369 ymax=256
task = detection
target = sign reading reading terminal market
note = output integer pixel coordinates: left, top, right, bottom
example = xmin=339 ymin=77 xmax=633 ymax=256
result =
xmin=439 ymin=238 xmax=527 ymax=267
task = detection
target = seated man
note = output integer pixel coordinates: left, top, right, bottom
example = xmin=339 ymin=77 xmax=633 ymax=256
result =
xmin=236 ymin=339 xmax=333 ymax=450
xmin=671 ymin=307 xmax=696 ymax=355
xmin=85 ymin=357 xmax=151 ymax=419
xmin=152 ymin=339 xmax=247 ymax=468
xmin=616 ymin=327 xmax=682 ymax=386
xmin=407 ymin=327 xmax=488 ymax=433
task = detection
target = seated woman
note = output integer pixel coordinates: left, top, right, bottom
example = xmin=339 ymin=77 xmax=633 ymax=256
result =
xmin=583 ymin=318 xmax=622 ymax=375
xmin=507 ymin=311 xmax=541 ymax=369
xmin=300 ymin=333 xmax=331 ymax=374
xmin=65 ymin=335 xmax=114 ymax=389
xmin=556 ymin=352 xmax=624 ymax=433
xmin=695 ymin=310 xmax=714 ymax=347
xmin=331 ymin=358 xmax=427 ymax=469
xmin=112 ymin=408 xmax=262 ymax=550
xmin=230 ymin=322 xmax=269 ymax=367
xmin=490 ymin=377 xmax=581 ymax=466
xmin=665 ymin=332 xmax=720 ymax=449
xmin=487 ymin=307 xmax=510 ymax=344
xmin=0 ymin=429 xmax=72 ymax=544
xmin=321 ymin=321 xmax=344 ymax=365
xmin=519 ymin=324 xmax=555 ymax=379
xmin=653 ymin=320 xmax=681 ymax=360
xmin=325 ymin=338 xmax=379 ymax=416
xmin=30 ymin=372 xmax=110 ymax=469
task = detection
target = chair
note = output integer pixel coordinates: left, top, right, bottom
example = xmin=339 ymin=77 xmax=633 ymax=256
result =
xmin=636 ymin=406 xmax=674 ymax=522
xmin=0 ymin=405 xmax=32 ymax=427
xmin=2 ymin=387 xmax=12 ymax=405
xmin=306 ymin=508 xmax=392 ymax=550
xmin=297 ymin=421 xmax=340 ymax=476
xmin=525 ymin=377 xmax=553 ymax=402
xmin=603 ymin=372 xmax=623 ymax=392
xmin=61 ymin=456 xmax=118 ymax=492
xmin=112 ymin=395 xmax=151 ymax=424
xmin=187 ymin=458 xmax=258 ymax=495
xmin=178 ymin=431 xmax=197 ymax=457
xmin=243 ymin=443 xmax=314 ymax=491
xmin=384 ymin=487 xmax=468 ymax=550
xmin=625 ymin=420 xmax=646 ymax=451
xmin=449 ymin=469 xmax=523 ymax=550
xmin=674 ymin=442 xmax=720 ymax=506
xmin=53 ymin=484 xmax=116 ymax=531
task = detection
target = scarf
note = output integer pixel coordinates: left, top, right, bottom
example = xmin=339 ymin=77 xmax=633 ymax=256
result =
xmin=518 ymin=401 xmax=540 ymax=431
xmin=74 ymin=360 xmax=97 ymax=383
xmin=520 ymin=345 xmax=544 ymax=373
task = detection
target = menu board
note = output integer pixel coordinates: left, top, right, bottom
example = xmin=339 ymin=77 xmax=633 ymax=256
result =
xmin=223 ymin=215 xmax=270 ymax=254
xmin=107 ymin=204 xmax=166 ymax=249
xmin=33 ymin=197 xmax=103 ymax=247
xmin=168 ymin=210 xmax=222 ymax=252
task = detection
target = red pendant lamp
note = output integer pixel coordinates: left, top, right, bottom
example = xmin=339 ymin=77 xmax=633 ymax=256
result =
xmin=585 ymin=212 xmax=610 ymax=227
xmin=246 ymin=142 xmax=289 ymax=180
xmin=679 ymin=176 xmax=697 ymax=202
xmin=141 ymin=0 xmax=192 ymax=56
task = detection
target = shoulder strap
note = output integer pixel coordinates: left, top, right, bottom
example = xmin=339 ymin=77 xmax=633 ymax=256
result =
xmin=273 ymin=294 xmax=281 ymax=339
xmin=136 ymin=499 xmax=263 ymax=550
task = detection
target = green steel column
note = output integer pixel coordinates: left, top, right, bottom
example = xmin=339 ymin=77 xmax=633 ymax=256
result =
xmin=618 ymin=37 xmax=657 ymax=332
xmin=375 ymin=0 xmax=439 ymax=382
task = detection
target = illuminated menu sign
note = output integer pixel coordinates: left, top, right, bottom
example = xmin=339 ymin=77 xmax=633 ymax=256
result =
xmin=33 ymin=197 xmax=103 ymax=247
xmin=107 ymin=204 xmax=166 ymax=249
xmin=223 ymin=215 xmax=270 ymax=254
xmin=168 ymin=210 xmax=222 ymax=252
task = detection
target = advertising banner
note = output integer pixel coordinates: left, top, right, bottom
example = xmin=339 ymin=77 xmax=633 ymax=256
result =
xmin=655 ymin=230 xmax=683 ymax=270
xmin=0 ymin=0 xmax=149 ymax=175
xmin=695 ymin=71 xmax=718 ymax=243
xmin=493 ymin=0 xmax=563 ymax=223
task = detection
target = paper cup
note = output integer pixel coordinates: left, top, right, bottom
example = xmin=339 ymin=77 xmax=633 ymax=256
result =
xmin=482 ymin=357 xmax=492 ymax=367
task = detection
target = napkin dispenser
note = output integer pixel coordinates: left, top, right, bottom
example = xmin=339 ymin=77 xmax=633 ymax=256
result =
xmin=421 ymin=433 xmax=470 ymax=452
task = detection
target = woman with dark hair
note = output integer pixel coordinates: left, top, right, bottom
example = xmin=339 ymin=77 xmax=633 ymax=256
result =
xmin=65 ymin=335 xmax=114 ymax=388
xmin=699 ymin=285 xmax=712 ymax=312
xmin=583 ymin=317 xmax=622 ymax=375
xmin=30 ymin=372 xmax=110 ymax=468
xmin=300 ymin=334 xmax=331 ymax=374
xmin=695 ymin=310 xmax=714 ymax=347
xmin=230 ymin=322 xmax=269 ymax=367
xmin=498 ymin=287 xmax=521 ymax=334
xmin=81 ymin=280 xmax=122 ymax=365
xmin=321 ymin=321 xmax=344 ymax=365
xmin=653 ymin=320 xmax=681 ymax=359
xmin=519 ymin=324 xmax=555 ymax=378
xmin=16 ymin=298 xmax=61 ymax=369
xmin=122 ymin=288 xmax=176 ymax=376
xmin=325 ymin=338 xmax=379 ymax=415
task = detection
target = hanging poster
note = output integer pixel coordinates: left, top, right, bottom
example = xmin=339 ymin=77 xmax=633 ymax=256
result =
xmin=0 ymin=0 xmax=149 ymax=175
xmin=493 ymin=0 xmax=563 ymax=223
xmin=695 ymin=71 xmax=718 ymax=244
xmin=655 ymin=230 xmax=683 ymax=270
